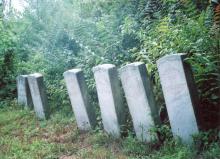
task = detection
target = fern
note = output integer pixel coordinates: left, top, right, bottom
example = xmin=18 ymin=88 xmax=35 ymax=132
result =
xmin=144 ymin=0 xmax=161 ymax=19
xmin=211 ymin=0 xmax=220 ymax=37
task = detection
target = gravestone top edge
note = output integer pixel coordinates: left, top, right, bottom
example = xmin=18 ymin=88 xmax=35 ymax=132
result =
xmin=17 ymin=75 xmax=29 ymax=78
xmin=92 ymin=64 xmax=115 ymax=72
xmin=63 ymin=69 xmax=82 ymax=76
xmin=119 ymin=62 xmax=145 ymax=73
xmin=156 ymin=53 xmax=187 ymax=67
xmin=28 ymin=73 xmax=43 ymax=78
xmin=16 ymin=75 xmax=29 ymax=80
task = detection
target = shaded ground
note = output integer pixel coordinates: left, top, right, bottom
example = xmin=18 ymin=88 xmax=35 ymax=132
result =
xmin=1 ymin=101 xmax=220 ymax=159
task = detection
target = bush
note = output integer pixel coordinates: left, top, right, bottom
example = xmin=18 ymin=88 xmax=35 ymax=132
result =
xmin=0 ymin=16 xmax=18 ymax=99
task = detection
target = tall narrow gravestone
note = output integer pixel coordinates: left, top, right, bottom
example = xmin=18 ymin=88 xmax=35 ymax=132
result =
xmin=64 ymin=69 xmax=96 ymax=131
xmin=17 ymin=75 xmax=33 ymax=109
xmin=27 ymin=73 xmax=49 ymax=120
xmin=93 ymin=64 xmax=125 ymax=137
xmin=157 ymin=54 xmax=200 ymax=144
xmin=119 ymin=62 xmax=160 ymax=142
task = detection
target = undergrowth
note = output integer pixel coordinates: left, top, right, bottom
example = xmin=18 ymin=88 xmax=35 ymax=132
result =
xmin=1 ymin=101 xmax=220 ymax=159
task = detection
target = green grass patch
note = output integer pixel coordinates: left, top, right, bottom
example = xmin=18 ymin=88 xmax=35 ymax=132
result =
xmin=1 ymin=102 xmax=220 ymax=159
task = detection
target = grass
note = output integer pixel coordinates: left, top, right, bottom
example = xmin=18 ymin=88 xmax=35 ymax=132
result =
xmin=1 ymin=101 xmax=220 ymax=159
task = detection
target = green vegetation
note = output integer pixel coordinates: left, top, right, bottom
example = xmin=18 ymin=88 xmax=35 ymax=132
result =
xmin=1 ymin=102 xmax=220 ymax=159
xmin=1 ymin=0 xmax=220 ymax=158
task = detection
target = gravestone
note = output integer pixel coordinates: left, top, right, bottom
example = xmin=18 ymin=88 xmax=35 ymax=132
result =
xmin=119 ymin=62 xmax=160 ymax=142
xmin=64 ymin=69 xmax=96 ymax=131
xmin=27 ymin=73 xmax=49 ymax=120
xmin=93 ymin=64 xmax=125 ymax=137
xmin=157 ymin=53 xmax=200 ymax=144
xmin=17 ymin=75 xmax=33 ymax=109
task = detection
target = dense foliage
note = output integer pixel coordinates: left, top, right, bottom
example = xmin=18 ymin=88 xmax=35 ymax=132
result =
xmin=0 ymin=1 xmax=18 ymax=99
xmin=1 ymin=0 xmax=220 ymax=135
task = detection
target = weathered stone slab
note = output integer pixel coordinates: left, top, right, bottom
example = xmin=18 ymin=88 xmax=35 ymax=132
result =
xmin=93 ymin=64 xmax=125 ymax=137
xmin=157 ymin=53 xmax=200 ymax=144
xmin=119 ymin=62 xmax=160 ymax=142
xmin=27 ymin=73 xmax=49 ymax=120
xmin=64 ymin=69 xmax=96 ymax=131
xmin=17 ymin=75 xmax=33 ymax=109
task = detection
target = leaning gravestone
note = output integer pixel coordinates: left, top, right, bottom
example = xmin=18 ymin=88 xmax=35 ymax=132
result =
xmin=64 ymin=69 xmax=96 ymax=131
xmin=27 ymin=73 xmax=49 ymax=120
xmin=157 ymin=53 xmax=200 ymax=144
xmin=93 ymin=64 xmax=125 ymax=137
xmin=17 ymin=75 xmax=33 ymax=109
xmin=119 ymin=62 xmax=160 ymax=142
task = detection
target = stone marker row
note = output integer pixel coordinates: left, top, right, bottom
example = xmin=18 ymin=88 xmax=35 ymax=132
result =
xmin=17 ymin=53 xmax=200 ymax=144
xmin=17 ymin=73 xmax=49 ymax=120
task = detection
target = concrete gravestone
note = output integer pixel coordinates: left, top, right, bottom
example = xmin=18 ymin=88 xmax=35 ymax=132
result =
xmin=157 ymin=53 xmax=200 ymax=144
xmin=27 ymin=73 xmax=49 ymax=120
xmin=17 ymin=75 xmax=33 ymax=109
xmin=64 ymin=69 xmax=96 ymax=131
xmin=93 ymin=64 xmax=125 ymax=137
xmin=119 ymin=62 xmax=160 ymax=142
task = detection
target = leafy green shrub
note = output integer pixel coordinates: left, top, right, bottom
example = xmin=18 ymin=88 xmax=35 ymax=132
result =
xmin=202 ymin=143 xmax=220 ymax=159
xmin=193 ymin=130 xmax=219 ymax=151
xmin=122 ymin=134 xmax=151 ymax=156
xmin=0 ymin=17 xmax=18 ymax=99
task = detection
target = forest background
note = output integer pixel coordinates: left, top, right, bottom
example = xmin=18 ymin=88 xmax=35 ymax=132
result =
xmin=1 ymin=0 xmax=220 ymax=158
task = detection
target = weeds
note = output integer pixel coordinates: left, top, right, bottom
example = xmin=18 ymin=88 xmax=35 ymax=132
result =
xmin=1 ymin=102 xmax=220 ymax=159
